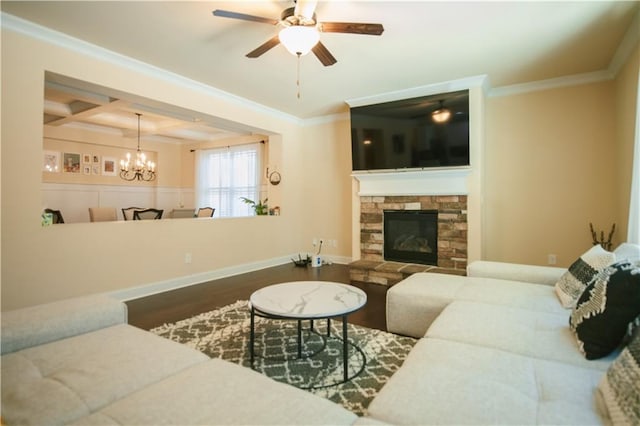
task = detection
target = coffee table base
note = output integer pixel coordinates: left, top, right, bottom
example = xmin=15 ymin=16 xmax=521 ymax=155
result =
xmin=250 ymin=306 xmax=367 ymax=389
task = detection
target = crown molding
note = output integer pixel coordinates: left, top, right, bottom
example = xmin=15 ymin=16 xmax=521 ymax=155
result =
xmin=1 ymin=12 xmax=301 ymax=127
xmin=490 ymin=8 xmax=639 ymax=99
xmin=301 ymin=112 xmax=350 ymax=127
xmin=4 ymin=9 xmax=636 ymax=125
xmin=345 ymin=75 xmax=489 ymax=109
xmin=489 ymin=70 xmax=614 ymax=98
xmin=608 ymin=7 xmax=640 ymax=77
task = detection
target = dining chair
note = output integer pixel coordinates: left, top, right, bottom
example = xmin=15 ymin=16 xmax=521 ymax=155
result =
xmin=170 ymin=208 xmax=196 ymax=218
xmin=196 ymin=207 xmax=215 ymax=218
xmin=44 ymin=208 xmax=65 ymax=224
xmin=88 ymin=207 xmax=117 ymax=222
xmin=133 ymin=208 xmax=164 ymax=220
xmin=122 ymin=207 xmax=144 ymax=221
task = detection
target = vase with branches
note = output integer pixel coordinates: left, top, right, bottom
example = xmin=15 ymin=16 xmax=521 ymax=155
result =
xmin=589 ymin=222 xmax=615 ymax=251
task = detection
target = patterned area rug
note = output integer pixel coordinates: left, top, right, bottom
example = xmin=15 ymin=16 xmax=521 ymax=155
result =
xmin=150 ymin=300 xmax=417 ymax=416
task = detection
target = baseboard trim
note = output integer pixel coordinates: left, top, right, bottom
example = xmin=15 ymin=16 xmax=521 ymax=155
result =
xmin=109 ymin=254 xmax=353 ymax=302
xmin=325 ymin=255 xmax=353 ymax=265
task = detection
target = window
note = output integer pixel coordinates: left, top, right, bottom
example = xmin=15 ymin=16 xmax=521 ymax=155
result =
xmin=196 ymin=143 xmax=263 ymax=217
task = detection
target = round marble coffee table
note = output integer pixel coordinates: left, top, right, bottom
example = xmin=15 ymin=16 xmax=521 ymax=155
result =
xmin=249 ymin=281 xmax=367 ymax=385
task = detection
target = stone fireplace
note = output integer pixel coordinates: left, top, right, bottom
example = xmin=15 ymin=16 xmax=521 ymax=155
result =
xmin=350 ymin=195 xmax=468 ymax=286
xmin=347 ymin=82 xmax=484 ymax=286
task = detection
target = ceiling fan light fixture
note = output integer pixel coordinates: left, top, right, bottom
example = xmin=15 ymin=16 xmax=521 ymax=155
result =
xmin=279 ymin=25 xmax=320 ymax=56
xmin=432 ymin=100 xmax=451 ymax=123
xmin=294 ymin=0 xmax=318 ymax=22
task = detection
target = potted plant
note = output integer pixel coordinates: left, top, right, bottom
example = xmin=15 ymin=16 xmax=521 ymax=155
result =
xmin=240 ymin=197 xmax=269 ymax=215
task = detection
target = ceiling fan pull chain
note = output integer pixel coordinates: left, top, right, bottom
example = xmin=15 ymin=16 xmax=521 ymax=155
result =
xmin=296 ymin=53 xmax=301 ymax=99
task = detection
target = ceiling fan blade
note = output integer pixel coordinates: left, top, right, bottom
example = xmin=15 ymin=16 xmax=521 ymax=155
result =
xmin=294 ymin=0 xmax=318 ymax=21
xmin=312 ymin=42 xmax=337 ymax=67
xmin=319 ymin=22 xmax=384 ymax=36
xmin=246 ymin=35 xmax=281 ymax=58
xmin=212 ymin=9 xmax=278 ymax=25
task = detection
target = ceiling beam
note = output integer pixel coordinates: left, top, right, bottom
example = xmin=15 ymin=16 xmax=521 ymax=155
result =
xmin=45 ymin=98 xmax=130 ymax=127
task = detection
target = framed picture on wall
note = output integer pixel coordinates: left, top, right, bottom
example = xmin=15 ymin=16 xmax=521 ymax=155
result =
xmin=43 ymin=150 xmax=60 ymax=173
xmin=83 ymin=153 xmax=91 ymax=164
xmin=83 ymin=165 xmax=91 ymax=175
xmin=92 ymin=155 xmax=100 ymax=164
xmin=62 ymin=152 xmax=81 ymax=173
xmin=102 ymin=156 xmax=117 ymax=177
xmin=92 ymin=164 xmax=100 ymax=175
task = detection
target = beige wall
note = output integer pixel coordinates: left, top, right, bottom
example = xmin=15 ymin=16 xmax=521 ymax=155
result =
xmin=614 ymin=44 xmax=640 ymax=242
xmin=297 ymin=117 xmax=353 ymax=255
xmin=1 ymin=28 xmax=351 ymax=310
xmin=485 ymin=81 xmax=623 ymax=266
xmin=2 ymin=22 xmax=637 ymax=310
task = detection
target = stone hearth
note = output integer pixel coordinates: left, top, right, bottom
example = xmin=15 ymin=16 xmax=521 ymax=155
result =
xmin=350 ymin=195 xmax=468 ymax=286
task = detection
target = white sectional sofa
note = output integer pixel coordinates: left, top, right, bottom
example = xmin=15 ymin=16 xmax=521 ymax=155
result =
xmin=1 ymin=295 xmax=358 ymax=425
xmin=3 ymin=243 xmax=638 ymax=425
xmin=370 ymin=243 xmax=640 ymax=425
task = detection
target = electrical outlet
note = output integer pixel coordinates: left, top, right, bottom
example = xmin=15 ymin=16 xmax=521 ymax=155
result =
xmin=319 ymin=238 xmax=324 ymax=245
xmin=547 ymin=254 xmax=557 ymax=265
xmin=184 ymin=253 xmax=192 ymax=264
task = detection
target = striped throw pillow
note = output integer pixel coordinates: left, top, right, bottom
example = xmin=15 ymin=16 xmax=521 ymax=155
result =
xmin=555 ymin=244 xmax=615 ymax=308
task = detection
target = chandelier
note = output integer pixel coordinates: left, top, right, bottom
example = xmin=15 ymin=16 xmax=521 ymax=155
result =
xmin=120 ymin=113 xmax=156 ymax=182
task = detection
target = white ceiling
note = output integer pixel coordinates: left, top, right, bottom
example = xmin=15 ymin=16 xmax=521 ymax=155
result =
xmin=3 ymin=0 xmax=639 ymax=122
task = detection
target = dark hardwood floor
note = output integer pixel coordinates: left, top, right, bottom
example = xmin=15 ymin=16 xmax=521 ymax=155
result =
xmin=126 ymin=263 xmax=388 ymax=332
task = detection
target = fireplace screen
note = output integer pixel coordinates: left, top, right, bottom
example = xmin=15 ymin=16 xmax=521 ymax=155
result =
xmin=383 ymin=210 xmax=438 ymax=265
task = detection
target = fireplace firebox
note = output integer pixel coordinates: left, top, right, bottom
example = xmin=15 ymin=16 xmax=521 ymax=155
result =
xmin=384 ymin=210 xmax=438 ymax=265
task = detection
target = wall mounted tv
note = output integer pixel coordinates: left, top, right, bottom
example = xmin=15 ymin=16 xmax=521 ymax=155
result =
xmin=350 ymin=90 xmax=469 ymax=172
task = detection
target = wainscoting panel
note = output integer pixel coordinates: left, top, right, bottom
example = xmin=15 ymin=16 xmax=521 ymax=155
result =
xmin=42 ymin=183 xmax=194 ymax=222
xmin=99 ymin=186 xmax=157 ymax=220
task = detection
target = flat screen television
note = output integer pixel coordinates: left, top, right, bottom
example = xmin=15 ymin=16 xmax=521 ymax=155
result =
xmin=350 ymin=90 xmax=469 ymax=172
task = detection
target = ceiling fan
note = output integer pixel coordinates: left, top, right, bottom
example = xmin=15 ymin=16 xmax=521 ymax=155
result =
xmin=212 ymin=0 xmax=384 ymax=66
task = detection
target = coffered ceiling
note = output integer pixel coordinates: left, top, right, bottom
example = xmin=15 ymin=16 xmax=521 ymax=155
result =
xmin=43 ymin=74 xmax=257 ymax=144
xmin=3 ymin=0 xmax=639 ymax=124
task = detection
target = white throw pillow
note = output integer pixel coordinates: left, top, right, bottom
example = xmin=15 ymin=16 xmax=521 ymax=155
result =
xmin=614 ymin=243 xmax=640 ymax=263
xmin=554 ymin=244 xmax=616 ymax=308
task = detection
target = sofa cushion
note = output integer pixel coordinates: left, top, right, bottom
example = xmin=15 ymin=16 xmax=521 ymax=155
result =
xmin=386 ymin=273 xmax=468 ymax=337
xmin=555 ymin=245 xmax=616 ymax=308
xmin=454 ymin=277 xmax=564 ymax=314
xmin=569 ymin=260 xmax=640 ymax=359
xmin=467 ymin=261 xmax=566 ymax=286
xmin=597 ymin=328 xmax=640 ymax=425
xmin=367 ymin=338 xmax=605 ymax=425
xmin=387 ymin=272 xmax=565 ymax=338
xmin=1 ymin=295 xmax=127 ymax=355
xmin=425 ymin=300 xmax=616 ymax=370
xmin=1 ymin=324 xmax=208 ymax=426
xmin=71 ymin=358 xmax=358 ymax=426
